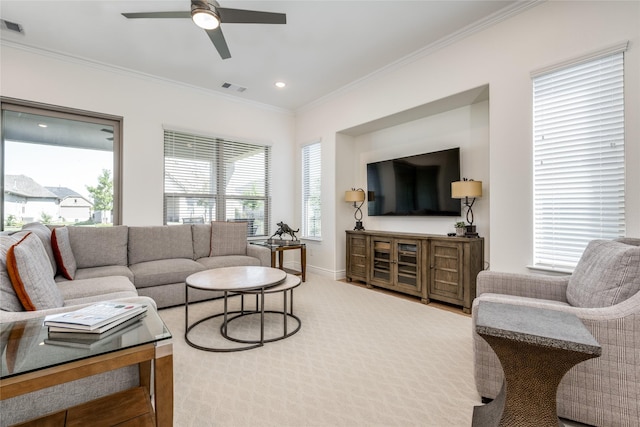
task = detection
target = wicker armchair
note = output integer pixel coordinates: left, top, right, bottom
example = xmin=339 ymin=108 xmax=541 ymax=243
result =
xmin=472 ymin=238 xmax=640 ymax=427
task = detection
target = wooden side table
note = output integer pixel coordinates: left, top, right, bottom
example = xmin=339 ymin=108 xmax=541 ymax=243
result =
xmin=472 ymin=301 xmax=601 ymax=427
xmin=251 ymin=241 xmax=306 ymax=282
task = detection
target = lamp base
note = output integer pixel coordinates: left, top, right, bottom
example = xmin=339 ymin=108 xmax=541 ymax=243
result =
xmin=465 ymin=225 xmax=478 ymax=238
xmin=354 ymin=221 xmax=365 ymax=231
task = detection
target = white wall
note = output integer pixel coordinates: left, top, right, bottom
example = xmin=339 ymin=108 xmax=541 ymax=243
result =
xmin=1 ymin=45 xmax=296 ymax=227
xmin=2 ymin=1 xmax=638 ymax=276
xmin=296 ymin=0 xmax=640 ymax=275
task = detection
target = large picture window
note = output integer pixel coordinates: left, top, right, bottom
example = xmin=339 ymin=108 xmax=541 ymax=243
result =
xmin=301 ymin=141 xmax=321 ymax=239
xmin=164 ymin=130 xmax=271 ymax=236
xmin=1 ymin=98 xmax=122 ymax=231
xmin=532 ymin=49 xmax=625 ymax=270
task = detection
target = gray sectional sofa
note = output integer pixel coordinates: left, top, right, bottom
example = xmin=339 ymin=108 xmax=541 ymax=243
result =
xmin=0 ymin=221 xmax=270 ymax=425
xmin=1 ymin=221 xmax=271 ymax=324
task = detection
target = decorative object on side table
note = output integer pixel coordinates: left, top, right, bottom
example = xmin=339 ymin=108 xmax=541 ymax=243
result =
xmin=345 ymin=188 xmax=366 ymax=231
xmin=454 ymin=221 xmax=466 ymax=237
xmin=451 ymin=178 xmax=482 ymax=237
xmin=269 ymin=221 xmax=299 ymax=242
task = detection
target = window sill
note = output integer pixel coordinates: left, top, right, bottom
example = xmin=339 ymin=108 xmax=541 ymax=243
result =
xmin=526 ymin=264 xmax=573 ymax=276
xmin=301 ymin=237 xmax=322 ymax=243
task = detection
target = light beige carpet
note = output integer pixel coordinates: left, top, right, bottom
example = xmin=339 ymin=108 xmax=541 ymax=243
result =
xmin=159 ymin=273 xmax=480 ymax=426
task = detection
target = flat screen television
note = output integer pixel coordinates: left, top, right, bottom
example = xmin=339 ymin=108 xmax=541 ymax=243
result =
xmin=367 ymin=147 xmax=461 ymax=217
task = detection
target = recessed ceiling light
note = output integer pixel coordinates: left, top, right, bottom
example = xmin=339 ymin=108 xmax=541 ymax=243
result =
xmin=275 ymin=81 xmax=286 ymax=88
xmin=38 ymin=123 xmax=47 ymax=128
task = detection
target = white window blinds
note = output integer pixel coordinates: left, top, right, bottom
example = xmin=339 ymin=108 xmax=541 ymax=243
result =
xmin=532 ymin=51 xmax=625 ymax=270
xmin=164 ymin=130 xmax=270 ymax=237
xmin=302 ymin=141 xmax=321 ymax=238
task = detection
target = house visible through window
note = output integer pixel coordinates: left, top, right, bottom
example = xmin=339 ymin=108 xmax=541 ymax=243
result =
xmin=532 ymin=49 xmax=626 ymax=270
xmin=163 ymin=130 xmax=271 ymax=237
xmin=301 ymin=141 xmax=321 ymax=239
xmin=1 ymin=99 xmax=121 ymax=231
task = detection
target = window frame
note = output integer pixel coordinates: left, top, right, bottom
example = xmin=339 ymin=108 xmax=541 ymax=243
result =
xmin=163 ymin=129 xmax=271 ymax=237
xmin=531 ymin=47 xmax=626 ymax=271
xmin=1 ymin=97 xmax=123 ymax=229
xmin=301 ymin=140 xmax=322 ymax=240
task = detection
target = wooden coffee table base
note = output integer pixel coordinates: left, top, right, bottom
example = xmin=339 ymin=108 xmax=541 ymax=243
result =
xmin=15 ymin=386 xmax=155 ymax=427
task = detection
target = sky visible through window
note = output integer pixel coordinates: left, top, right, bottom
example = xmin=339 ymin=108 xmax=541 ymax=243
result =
xmin=5 ymin=140 xmax=112 ymax=200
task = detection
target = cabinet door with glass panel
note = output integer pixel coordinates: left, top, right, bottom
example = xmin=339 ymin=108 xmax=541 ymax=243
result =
xmin=393 ymin=238 xmax=422 ymax=295
xmin=370 ymin=237 xmax=393 ymax=288
xmin=369 ymin=236 xmax=422 ymax=296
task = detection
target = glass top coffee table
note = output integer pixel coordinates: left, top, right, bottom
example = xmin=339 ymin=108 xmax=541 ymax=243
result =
xmin=185 ymin=266 xmax=301 ymax=352
xmin=0 ymin=305 xmax=173 ymax=426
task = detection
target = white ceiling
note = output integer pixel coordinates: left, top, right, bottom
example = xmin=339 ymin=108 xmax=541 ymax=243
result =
xmin=0 ymin=1 xmax=528 ymax=111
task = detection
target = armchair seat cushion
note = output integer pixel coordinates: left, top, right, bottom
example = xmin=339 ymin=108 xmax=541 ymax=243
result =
xmin=567 ymin=240 xmax=640 ymax=308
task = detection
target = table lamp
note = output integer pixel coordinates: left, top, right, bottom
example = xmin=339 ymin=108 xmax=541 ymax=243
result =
xmin=345 ymin=188 xmax=366 ymax=231
xmin=451 ymin=178 xmax=482 ymax=237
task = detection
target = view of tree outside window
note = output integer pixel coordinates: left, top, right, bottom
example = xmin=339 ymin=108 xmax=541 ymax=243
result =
xmin=1 ymin=104 xmax=119 ymax=231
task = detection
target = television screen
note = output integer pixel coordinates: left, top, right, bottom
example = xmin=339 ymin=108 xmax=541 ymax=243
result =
xmin=367 ymin=148 xmax=461 ymax=216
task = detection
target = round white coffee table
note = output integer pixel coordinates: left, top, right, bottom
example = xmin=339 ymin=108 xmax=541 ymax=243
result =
xmin=185 ymin=266 xmax=288 ymax=352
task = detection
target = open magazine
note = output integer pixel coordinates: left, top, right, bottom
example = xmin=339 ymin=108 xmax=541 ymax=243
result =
xmin=45 ymin=301 xmax=147 ymax=333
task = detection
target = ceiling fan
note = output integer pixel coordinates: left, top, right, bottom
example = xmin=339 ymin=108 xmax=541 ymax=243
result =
xmin=122 ymin=0 xmax=286 ymax=60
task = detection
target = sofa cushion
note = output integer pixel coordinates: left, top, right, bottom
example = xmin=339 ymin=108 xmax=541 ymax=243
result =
xmin=54 ymin=265 xmax=135 ymax=283
xmin=210 ymin=221 xmax=247 ymax=256
xmin=6 ymin=232 xmax=64 ymax=311
xmin=68 ymin=226 xmax=129 ymax=268
xmin=197 ymin=255 xmax=261 ymax=269
xmin=22 ymin=222 xmax=57 ymax=274
xmin=56 ymin=275 xmax=137 ymax=301
xmin=128 ymin=225 xmax=194 ymax=265
xmin=129 ymin=258 xmax=205 ymax=288
xmin=567 ymin=240 xmax=640 ymax=308
xmin=1 ymin=234 xmax=26 ymax=312
xmin=51 ymin=227 xmax=77 ymax=280
xmin=192 ymin=223 xmax=212 ymax=259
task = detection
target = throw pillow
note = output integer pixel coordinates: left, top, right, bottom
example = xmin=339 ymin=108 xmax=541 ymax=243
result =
xmin=51 ymin=226 xmax=77 ymax=280
xmin=567 ymin=240 xmax=640 ymax=308
xmin=210 ymin=221 xmax=248 ymax=257
xmin=6 ymin=232 xmax=64 ymax=311
xmin=22 ymin=222 xmax=57 ymax=275
xmin=0 ymin=233 xmax=26 ymax=312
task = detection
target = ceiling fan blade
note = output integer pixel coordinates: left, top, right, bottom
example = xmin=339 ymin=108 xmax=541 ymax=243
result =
xmin=206 ymin=28 xmax=231 ymax=60
xmin=122 ymin=11 xmax=191 ymax=19
xmin=216 ymin=7 xmax=286 ymax=25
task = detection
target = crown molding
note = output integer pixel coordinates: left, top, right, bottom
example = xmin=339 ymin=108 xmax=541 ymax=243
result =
xmin=1 ymin=40 xmax=294 ymax=116
xmin=297 ymin=0 xmax=544 ymax=114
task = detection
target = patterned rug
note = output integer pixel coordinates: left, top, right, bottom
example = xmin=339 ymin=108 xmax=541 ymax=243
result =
xmin=159 ymin=273 xmax=479 ymax=426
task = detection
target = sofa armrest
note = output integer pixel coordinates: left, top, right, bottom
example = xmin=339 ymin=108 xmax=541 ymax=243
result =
xmin=0 ymin=296 xmax=157 ymax=324
xmin=477 ymin=270 xmax=570 ymax=302
xmin=246 ymin=243 xmax=272 ymax=267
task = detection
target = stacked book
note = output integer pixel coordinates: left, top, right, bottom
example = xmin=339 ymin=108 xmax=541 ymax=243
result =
xmin=44 ymin=301 xmax=147 ymax=349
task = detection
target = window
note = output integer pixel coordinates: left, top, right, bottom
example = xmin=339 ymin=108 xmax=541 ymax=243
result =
xmin=1 ymin=98 xmax=122 ymax=231
xmin=301 ymin=141 xmax=321 ymax=239
xmin=163 ymin=130 xmax=271 ymax=237
xmin=532 ymin=49 xmax=625 ymax=270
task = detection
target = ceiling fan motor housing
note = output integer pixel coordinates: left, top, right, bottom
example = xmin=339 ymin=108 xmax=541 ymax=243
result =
xmin=191 ymin=0 xmax=219 ymax=13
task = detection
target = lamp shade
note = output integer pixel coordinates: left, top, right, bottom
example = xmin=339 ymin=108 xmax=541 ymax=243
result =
xmin=451 ymin=180 xmax=482 ymax=198
xmin=345 ymin=190 xmax=365 ymax=202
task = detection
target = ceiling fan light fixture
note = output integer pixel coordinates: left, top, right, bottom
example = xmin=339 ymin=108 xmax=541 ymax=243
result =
xmin=192 ymin=9 xmax=219 ymax=30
